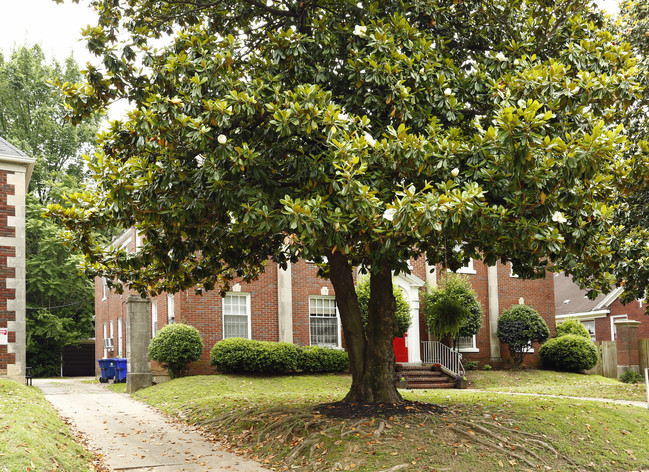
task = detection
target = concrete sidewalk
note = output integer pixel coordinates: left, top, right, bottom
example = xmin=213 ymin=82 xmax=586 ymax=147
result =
xmin=34 ymin=378 xmax=270 ymax=472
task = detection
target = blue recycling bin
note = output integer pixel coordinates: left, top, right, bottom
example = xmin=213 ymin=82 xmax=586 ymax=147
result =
xmin=98 ymin=358 xmax=116 ymax=383
xmin=114 ymin=358 xmax=127 ymax=383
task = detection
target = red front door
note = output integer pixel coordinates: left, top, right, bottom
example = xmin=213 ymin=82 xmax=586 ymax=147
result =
xmin=393 ymin=334 xmax=408 ymax=363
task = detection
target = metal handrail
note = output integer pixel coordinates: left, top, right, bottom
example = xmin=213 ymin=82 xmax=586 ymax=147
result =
xmin=421 ymin=341 xmax=465 ymax=377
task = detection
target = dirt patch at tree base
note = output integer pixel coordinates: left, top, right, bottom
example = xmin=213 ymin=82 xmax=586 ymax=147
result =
xmin=314 ymin=400 xmax=445 ymax=418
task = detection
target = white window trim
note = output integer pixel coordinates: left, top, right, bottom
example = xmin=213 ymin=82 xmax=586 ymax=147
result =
xmin=457 ymin=334 xmax=479 ymax=353
xmin=222 ymin=292 xmax=252 ymax=339
xmin=455 ymin=259 xmax=476 ymax=275
xmin=308 ymin=295 xmax=342 ymax=349
xmin=167 ymin=294 xmax=175 ymax=324
xmin=151 ymin=302 xmax=158 ymax=338
xmin=611 ymin=314 xmax=628 ymax=341
xmin=102 ymin=278 xmax=108 ymax=301
xmin=117 ymin=317 xmax=123 ymax=357
xmin=510 ymin=264 xmax=519 ymax=278
xmin=103 ymin=323 xmax=108 ymax=359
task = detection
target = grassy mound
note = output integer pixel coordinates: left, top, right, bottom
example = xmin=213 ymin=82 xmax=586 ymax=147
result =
xmin=133 ymin=372 xmax=649 ymax=471
xmin=0 ymin=380 xmax=97 ymax=471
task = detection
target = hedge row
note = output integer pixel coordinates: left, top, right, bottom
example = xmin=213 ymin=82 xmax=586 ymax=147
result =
xmin=210 ymin=338 xmax=350 ymax=374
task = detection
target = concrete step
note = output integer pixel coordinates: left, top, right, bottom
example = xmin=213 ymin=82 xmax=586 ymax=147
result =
xmin=405 ymin=375 xmax=450 ymax=383
xmin=405 ymin=382 xmax=457 ymax=389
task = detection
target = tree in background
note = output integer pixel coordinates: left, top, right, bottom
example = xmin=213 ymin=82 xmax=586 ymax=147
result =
xmin=575 ymin=1 xmax=649 ymax=308
xmin=356 ymin=277 xmax=411 ymax=338
xmin=0 ymin=44 xmax=101 ymax=376
xmin=422 ymin=273 xmax=482 ymax=348
xmin=50 ymin=0 xmax=643 ymax=402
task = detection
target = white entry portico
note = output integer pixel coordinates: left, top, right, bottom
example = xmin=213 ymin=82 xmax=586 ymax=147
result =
xmin=393 ymin=272 xmax=425 ymax=364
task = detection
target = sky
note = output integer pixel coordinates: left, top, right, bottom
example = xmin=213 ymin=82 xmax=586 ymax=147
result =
xmin=1 ymin=0 xmax=97 ymax=66
xmin=0 ymin=0 xmax=623 ymax=120
xmin=0 ymin=0 xmax=623 ymax=67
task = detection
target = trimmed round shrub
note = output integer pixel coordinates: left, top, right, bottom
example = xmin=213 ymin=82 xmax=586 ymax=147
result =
xmin=555 ymin=319 xmax=591 ymax=339
xmin=356 ymin=277 xmax=411 ymax=337
xmin=211 ymin=338 xmax=301 ymax=374
xmin=497 ymin=304 xmax=550 ymax=370
xmin=148 ymin=323 xmax=204 ymax=378
xmin=539 ymin=334 xmax=598 ymax=372
xmin=299 ymin=346 xmax=350 ymax=373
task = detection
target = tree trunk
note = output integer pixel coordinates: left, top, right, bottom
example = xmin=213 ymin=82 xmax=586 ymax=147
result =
xmin=329 ymin=252 xmax=402 ymax=403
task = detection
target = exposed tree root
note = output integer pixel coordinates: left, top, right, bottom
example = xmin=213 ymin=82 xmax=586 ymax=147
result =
xmin=455 ymin=420 xmax=542 ymax=462
xmin=255 ymin=413 xmax=313 ymax=444
xmin=472 ymin=419 xmax=578 ymax=466
xmin=376 ymin=464 xmax=409 ymax=472
xmin=450 ymin=425 xmax=538 ymax=468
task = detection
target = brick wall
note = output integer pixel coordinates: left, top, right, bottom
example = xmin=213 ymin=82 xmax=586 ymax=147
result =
xmin=0 ymin=170 xmax=15 ymax=375
xmin=592 ymin=298 xmax=647 ymax=342
xmin=95 ymin=237 xmax=556 ymax=376
xmin=415 ymin=259 xmax=554 ymax=368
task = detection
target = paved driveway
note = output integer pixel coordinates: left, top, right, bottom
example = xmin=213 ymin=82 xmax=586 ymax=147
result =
xmin=34 ymin=378 xmax=269 ymax=472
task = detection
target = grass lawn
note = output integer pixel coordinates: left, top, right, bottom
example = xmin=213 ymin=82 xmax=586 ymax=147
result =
xmin=133 ymin=371 xmax=649 ymax=472
xmin=0 ymin=380 xmax=97 ymax=471
xmin=467 ymin=369 xmax=648 ymax=402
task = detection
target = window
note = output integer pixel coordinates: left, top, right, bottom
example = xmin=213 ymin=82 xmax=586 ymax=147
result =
xmin=117 ymin=317 xmax=123 ymax=357
xmin=456 ymin=259 xmax=476 ymax=274
xmin=611 ymin=315 xmax=628 ymax=341
xmin=457 ymin=335 xmax=478 ymax=352
xmin=151 ymin=302 xmax=158 ymax=338
xmin=510 ymin=264 xmax=519 ymax=278
xmin=223 ymin=293 xmax=251 ymax=339
xmin=103 ymin=323 xmax=108 ymax=358
xmin=109 ymin=320 xmax=114 ymax=354
xmin=102 ymin=278 xmax=108 ymax=301
xmin=167 ymin=294 xmax=175 ymax=324
xmin=581 ymin=320 xmax=596 ymax=342
xmin=309 ymin=296 xmax=340 ymax=348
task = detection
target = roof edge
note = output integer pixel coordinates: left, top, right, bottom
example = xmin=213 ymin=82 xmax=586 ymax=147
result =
xmin=555 ymin=309 xmax=610 ymax=320
xmin=593 ymin=286 xmax=624 ymax=310
xmin=0 ymin=153 xmax=36 ymax=186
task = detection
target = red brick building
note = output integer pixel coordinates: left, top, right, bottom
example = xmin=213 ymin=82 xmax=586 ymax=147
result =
xmin=554 ymin=272 xmax=648 ymax=342
xmin=0 ymin=137 xmax=35 ymax=382
xmin=96 ymin=228 xmax=556 ymax=378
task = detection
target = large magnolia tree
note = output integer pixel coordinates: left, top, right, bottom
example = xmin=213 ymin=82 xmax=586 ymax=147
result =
xmin=50 ymin=0 xmax=644 ymax=403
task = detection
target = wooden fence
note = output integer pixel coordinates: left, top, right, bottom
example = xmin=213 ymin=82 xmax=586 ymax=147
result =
xmin=589 ymin=338 xmax=649 ymax=378
xmin=640 ymin=339 xmax=649 ymax=374
xmin=588 ymin=341 xmax=618 ymax=378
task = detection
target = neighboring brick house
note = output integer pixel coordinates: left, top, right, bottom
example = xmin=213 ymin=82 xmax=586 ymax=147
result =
xmin=96 ymin=228 xmax=556 ymax=377
xmin=0 ymin=137 xmax=35 ymax=383
xmin=554 ymin=272 xmax=648 ymax=342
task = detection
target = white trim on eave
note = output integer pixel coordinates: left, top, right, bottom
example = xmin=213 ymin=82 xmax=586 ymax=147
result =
xmin=555 ymin=309 xmax=610 ymax=321
xmin=593 ymin=287 xmax=624 ymax=310
xmin=0 ymin=154 xmax=36 ymax=185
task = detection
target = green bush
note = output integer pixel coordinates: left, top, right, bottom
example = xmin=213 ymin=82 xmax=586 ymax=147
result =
xmin=299 ymin=346 xmax=350 ymax=373
xmin=482 ymin=364 xmax=492 ymax=371
xmin=539 ymin=334 xmax=599 ymax=373
xmin=619 ymin=370 xmax=643 ymax=384
xmin=463 ymin=360 xmax=479 ymax=371
xmin=148 ymin=323 xmax=204 ymax=378
xmin=497 ymin=304 xmax=550 ymax=370
xmin=555 ymin=319 xmax=591 ymax=339
xmin=422 ymin=273 xmax=483 ymax=341
xmin=210 ymin=338 xmax=301 ymax=374
xmin=356 ymin=277 xmax=411 ymax=337
xmin=211 ymin=339 xmax=350 ymax=374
